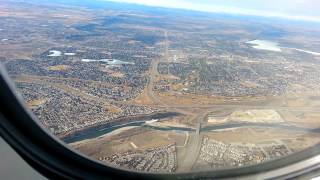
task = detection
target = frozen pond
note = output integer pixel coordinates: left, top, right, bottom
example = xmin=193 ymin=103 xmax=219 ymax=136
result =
xmin=247 ymin=39 xmax=320 ymax=56
xmin=47 ymin=50 xmax=62 ymax=57
xmin=81 ymin=58 xmax=134 ymax=65
xmin=47 ymin=50 xmax=76 ymax=57
xmin=64 ymin=52 xmax=76 ymax=56
xmin=246 ymin=40 xmax=282 ymax=52
xmin=287 ymin=48 xmax=320 ymax=56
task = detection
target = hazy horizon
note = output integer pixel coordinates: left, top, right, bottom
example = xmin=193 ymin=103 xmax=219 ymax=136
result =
xmin=102 ymin=0 xmax=320 ymax=23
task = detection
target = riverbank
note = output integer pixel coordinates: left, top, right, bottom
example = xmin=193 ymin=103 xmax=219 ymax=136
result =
xmin=60 ymin=111 xmax=181 ymax=143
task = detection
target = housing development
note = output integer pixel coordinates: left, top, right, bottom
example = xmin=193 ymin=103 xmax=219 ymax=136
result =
xmin=1 ymin=0 xmax=320 ymax=173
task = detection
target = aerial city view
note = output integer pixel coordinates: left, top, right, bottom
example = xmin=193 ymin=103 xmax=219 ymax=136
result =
xmin=1 ymin=0 xmax=320 ymax=173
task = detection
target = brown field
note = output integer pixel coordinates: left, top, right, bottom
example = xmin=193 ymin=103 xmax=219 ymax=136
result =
xmin=71 ymin=127 xmax=185 ymax=159
xmin=106 ymin=105 xmax=122 ymax=113
xmin=156 ymin=92 xmax=270 ymax=106
xmin=0 ymin=3 xmax=93 ymax=24
xmin=161 ymin=74 xmax=180 ymax=80
xmin=0 ymin=44 xmax=36 ymax=59
xmin=280 ymin=110 xmax=320 ymax=129
xmin=203 ymin=127 xmax=320 ymax=146
xmin=240 ymin=81 xmax=262 ymax=88
xmin=27 ymin=99 xmax=46 ymax=107
xmin=100 ymin=67 xmax=126 ymax=78
xmin=47 ymin=65 xmax=71 ymax=71
xmin=158 ymin=92 xmax=225 ymax=105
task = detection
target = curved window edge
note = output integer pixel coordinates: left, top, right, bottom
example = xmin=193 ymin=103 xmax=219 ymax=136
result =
xmin=1 ymin=65 xmax=320 ymax=179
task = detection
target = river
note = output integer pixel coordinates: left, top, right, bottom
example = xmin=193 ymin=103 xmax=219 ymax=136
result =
xmin=62 ymin=112 xmax=181 ymax=143
xmin=63 ymin=117 xmax=320 ymax=144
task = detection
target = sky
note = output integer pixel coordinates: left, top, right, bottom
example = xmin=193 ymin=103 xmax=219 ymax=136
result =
xmin=103 ymin=0 xmax=320 ymax=22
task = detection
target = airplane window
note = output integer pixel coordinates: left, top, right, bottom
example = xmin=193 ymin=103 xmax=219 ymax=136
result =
xmin=1 ymin=0 xmax=320 ymax=176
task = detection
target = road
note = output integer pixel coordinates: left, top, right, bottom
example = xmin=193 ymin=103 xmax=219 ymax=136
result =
xmin=176 ymin=111 xmax=206 ymax=171
xmin=146 ymin=30 xmax=168 ymax=106
xmin=142 ymin=29 xmax=207 ymax=171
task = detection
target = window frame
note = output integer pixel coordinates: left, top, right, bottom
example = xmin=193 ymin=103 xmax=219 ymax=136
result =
xmin=1 ymin=65 xmax=320 ymax=179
